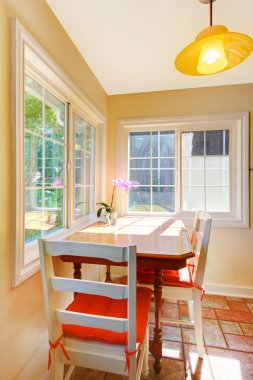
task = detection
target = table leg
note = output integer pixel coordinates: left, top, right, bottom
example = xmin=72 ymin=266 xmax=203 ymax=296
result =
xmin=150 ymin=269 xmax=163 ymax=374
xmin=105 ymin=264 xmax=113 ymax=282
xmin=73 ymin=263 xmax=82 ymax=297
xmin=73 ymin=263 xmax=82 ymax=279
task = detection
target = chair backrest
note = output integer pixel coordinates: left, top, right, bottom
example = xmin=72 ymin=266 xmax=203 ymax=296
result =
xmin=190 ymin=211 xmax=212 ymax=287
xmin=39 ymin=240 xmax=137 ymax=356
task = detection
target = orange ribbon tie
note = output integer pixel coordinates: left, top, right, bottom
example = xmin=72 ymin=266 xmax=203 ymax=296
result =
xmin=194 ymin=283 xmax=206 ymax=301
xmin=48 ymin=334 xmax=70 ymax=369
xmin=124 ymin=343 xmax=141 ymax=378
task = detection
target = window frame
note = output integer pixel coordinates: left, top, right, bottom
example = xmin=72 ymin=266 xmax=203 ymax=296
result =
xmin=68 ymin=105 xmax=97 ymax=227
xmin=11 ymin=19 xmax=106 ymax=286
xmin=116 ymin=113 xmax=249 ymax=228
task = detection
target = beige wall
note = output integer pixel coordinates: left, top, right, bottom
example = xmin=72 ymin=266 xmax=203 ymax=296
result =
xmin=0 ymin=0 xmax=107 ymax=379
xmin=107 ymin=84 xmax=253 ymax=291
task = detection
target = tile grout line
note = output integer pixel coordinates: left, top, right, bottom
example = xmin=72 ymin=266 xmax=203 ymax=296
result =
xmin=214 ymin=303 xmax=229 ymax=350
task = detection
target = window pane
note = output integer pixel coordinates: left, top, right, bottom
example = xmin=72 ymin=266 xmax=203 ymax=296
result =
xmin=152 ymin=169 xmax=175 ymax=186
xmin=152 ymin=131 xmax=175 ymax=157
xmin=75 ymin=116 xmax=96 ymax=154
xmin=75 ymin=150 xmax=82 ymax=185
xmin=181 ymin=130 xmax=230 ymax=212
xmin=25 ymin=188 xmax=63 ymax=244
xmin=152 ymin=187 xmax=175 ymax=212
xmin=182 ymin=157 xmax=204 ymax=186
xmin=152 ymin=158 xmax=175 ymax=168
xmin=130 ymin=132 xmax=151 ymax=157
xmin=152 ymin=132 xmax=158 ymax=157
xmin=129 ymin=187 xmax=151 ymax=211
xmin=75 ymin=115 xmax=85 ymax=149
xmin=160 ymin=131 xmax=175 ymax=157
xmin=74 ymin=113 xmax=96 ymax=220
xmin=44 ymin=188 xmax=63 ymax=209
xmin=225 ymin=130 xmax=229 ymax=155
xmin=206 ymin=187 xmax=229 ymax=211
xmin=25 ymin=189 xmax=43 ymax=244
xmin=206 ymin=130 xmax=229 ymax=155
xmin=45 ymin=91 xmax=65 ymax=142
xmin=130 ymin=159 xmax=150 ymax=168
xmin=25 ymin=133 xmax=43 ymax=187
xmin=128 ymin=130 xmax=175 ymax=213
xmin=182 ymin=131 xmax=204 ymax=156
xmin=85 ymin=124 xmax=95 ymax=154
xmin=206 ymin=156 xmax=229 ymax=186
xmin=75 ymin=152 xmax=94 ymax=186
xmin=24 ymin=77 xmax=66 ymax=246
xmin=161 ymin=158 xmax=175 ymax=168
xmin=129 ymin=169 xmax=150 ymax=185
xmin=45 ymin=141 xmax=64 ymax=187
xmin=182 ymin=187 xmax=205 ymax=211
xmin=25 ymin=75 xmax=43 ymax=135
xmin=75 ymin=187 xmax=95 ymax=220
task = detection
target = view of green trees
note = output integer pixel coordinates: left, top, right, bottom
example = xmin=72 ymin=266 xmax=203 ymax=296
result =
xmin=25 ymin=75 xmax=65 ymax=244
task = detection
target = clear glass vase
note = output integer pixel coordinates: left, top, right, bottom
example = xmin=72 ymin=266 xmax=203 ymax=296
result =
xmin=104 ymin=211 xmax=111 ymax=225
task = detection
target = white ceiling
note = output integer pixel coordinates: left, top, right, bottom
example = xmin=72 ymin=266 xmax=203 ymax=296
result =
xmin=46 ymin=0 xmax=253 ymax=95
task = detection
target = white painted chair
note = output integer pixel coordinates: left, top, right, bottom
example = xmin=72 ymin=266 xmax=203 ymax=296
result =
xmin=39 ymin=239 xmax=153 ymax=380
xmin=137 ymin=211 xmax=212 ymax=358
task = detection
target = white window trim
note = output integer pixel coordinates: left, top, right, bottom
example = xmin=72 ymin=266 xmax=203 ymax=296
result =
xmin=116 ymin=113 xmax=249 ymax=228
xmin=11 ymin=18 xmax=106 ymax=286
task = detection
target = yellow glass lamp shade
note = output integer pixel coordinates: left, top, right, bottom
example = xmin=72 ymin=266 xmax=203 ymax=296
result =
xmin=197 ymin=39 xmax=228 ymax=74
xmin=175 ymin=25 xmax=253 ymax=76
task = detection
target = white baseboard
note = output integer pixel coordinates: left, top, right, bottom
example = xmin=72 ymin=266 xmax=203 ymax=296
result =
xmin=205 ymin=282 xmax=253 ymax=299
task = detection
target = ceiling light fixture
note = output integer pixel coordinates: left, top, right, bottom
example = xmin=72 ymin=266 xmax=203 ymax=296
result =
xmin=175 ymin=0 xmax=253 ymax=76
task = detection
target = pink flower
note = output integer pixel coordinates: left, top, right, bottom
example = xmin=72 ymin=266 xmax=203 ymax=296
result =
xmin=53 ymin=178 xmax=63 ymax=187
xmin=97 ymin=178 xmax=139 ymax=217
xmin=110 ymin=178 xmax=139 ymax=208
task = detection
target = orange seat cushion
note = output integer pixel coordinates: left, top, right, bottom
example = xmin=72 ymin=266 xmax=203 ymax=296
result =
xmin=62 ymin=287 xmax=153 ymax=345
xmin=137 ymin=266 xmax=193 ymax=288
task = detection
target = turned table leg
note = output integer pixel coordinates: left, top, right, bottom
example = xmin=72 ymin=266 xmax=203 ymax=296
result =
xmin=105 ymin=264 xmax=113 ymax=282
xmin=150 ymin=269 xmax=163 ymax=374
xmin=73 ymin=262 xmax=82 ymax=297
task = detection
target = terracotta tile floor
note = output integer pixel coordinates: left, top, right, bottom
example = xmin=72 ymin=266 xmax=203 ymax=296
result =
xmin=65 ymin=295 xmax=253 ymax=379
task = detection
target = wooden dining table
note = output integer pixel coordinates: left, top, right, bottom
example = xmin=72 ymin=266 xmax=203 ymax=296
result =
xmin=62 ymin=216 xmax=194 ymax=374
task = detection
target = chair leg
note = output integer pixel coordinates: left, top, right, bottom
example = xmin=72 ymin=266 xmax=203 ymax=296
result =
xmin=142 ymin=327 xmax=149 ymax=379
xmin=129 ymin=350 xmax=137 ymax=380
xmin=193 ymin=291 xmax=204 ymax=358
xmin=50 ymin=349 xmax=64 ymax=380
xmin=188 ymin=300 xmax=194 ymax=321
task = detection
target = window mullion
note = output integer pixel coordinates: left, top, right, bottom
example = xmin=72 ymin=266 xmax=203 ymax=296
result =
xmin=150 ymin=132 xmax=153 ymax=212
xmin=175 ymin=130 xmax=181 ymax=213
xmin=42 ymin=87 xmax=46 ymax=237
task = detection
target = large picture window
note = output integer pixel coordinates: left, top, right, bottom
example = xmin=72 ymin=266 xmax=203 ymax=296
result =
xmin=116 ymin=113 xmax=248 ymax=228
xmin=11 ymin=19 xmax=105 ymax=285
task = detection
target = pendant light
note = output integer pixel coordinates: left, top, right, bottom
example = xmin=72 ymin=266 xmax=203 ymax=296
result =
xmin=175 ymin=0 xmax=253 ymax=76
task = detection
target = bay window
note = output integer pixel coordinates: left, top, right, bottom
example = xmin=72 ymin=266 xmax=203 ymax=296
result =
xmin=11 ymin=19 xmax=105 ymax=285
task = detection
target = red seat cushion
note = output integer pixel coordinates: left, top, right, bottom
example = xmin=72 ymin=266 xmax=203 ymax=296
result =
xmin=137 ymin=266 xmax=193 ymax=288
xmin=62 ymin=287 xmax=153 ymax=345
